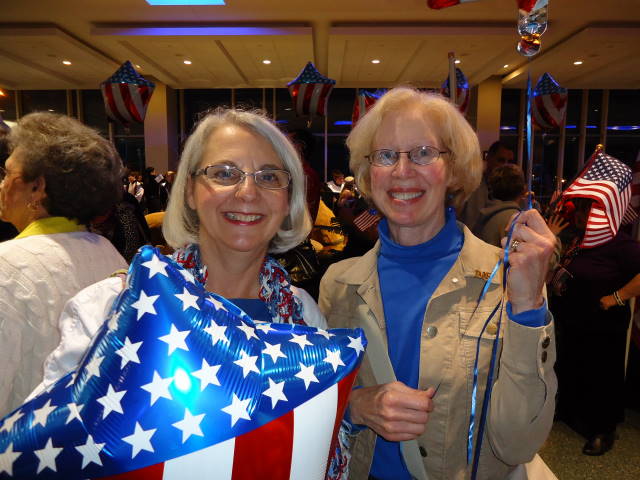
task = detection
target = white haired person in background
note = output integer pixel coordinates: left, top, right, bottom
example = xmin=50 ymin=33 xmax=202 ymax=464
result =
xmin=0 ymin=112 xmax=127 ymax=417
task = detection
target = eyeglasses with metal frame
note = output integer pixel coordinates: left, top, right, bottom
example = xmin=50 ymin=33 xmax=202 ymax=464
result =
xmin=193 ymin=164 xmax=291 ymax=190
xmin=366 ymin=145 xmax=449 ymax=167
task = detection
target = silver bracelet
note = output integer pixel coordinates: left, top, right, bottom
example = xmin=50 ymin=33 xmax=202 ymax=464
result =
xmin=613 ymin=290 xmax=625 ymax=306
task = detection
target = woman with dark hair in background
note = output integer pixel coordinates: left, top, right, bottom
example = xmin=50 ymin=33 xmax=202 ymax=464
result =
xmin=0 ymin=112 xmax=127 ymax=416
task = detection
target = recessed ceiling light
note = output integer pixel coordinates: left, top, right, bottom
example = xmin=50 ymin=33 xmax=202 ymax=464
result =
xmin=62 ymin=60 xmax=72 ymax=65
xmin=183 ymin=60 xmax=192 ymax=65
xmin=574 ymin=60 xmax=583 ymax=65
xmin=48 ymin=109 xmax=54 ymax=112
xmin=262 ymin=59 xmax=271 ymax=64
xmin=0 ymin=90 xmax=5 ymax=97
xmin=454 ymin=59 xmax=461 ymax=64
xmin=503 ymin=64 xmax=509 ymax=68
xmin=135 ymin=64 xmax=141 ymax=69
xmin=371 ymin=59 xmax=381 ymax=64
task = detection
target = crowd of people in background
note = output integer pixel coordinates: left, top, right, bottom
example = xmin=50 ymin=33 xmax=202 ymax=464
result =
xmin=0 ymin=93 xmax=638 ymax=479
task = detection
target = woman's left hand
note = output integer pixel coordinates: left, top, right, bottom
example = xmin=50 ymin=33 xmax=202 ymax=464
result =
xmin=599 ymin=295 xmax=617 ymax=310
xmin=501 ymin=209 xmax=556 ymax=314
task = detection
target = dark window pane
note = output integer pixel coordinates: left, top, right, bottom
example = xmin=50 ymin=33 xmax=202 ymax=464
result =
xmin=235 ymin=88 xmax=263 ymax=111
xmin=21 ymin=90 xmax=67 ymax=115
xmin=0 ymin=90 xmax=16 ymax=121
xmin=184 ymin=89 xmax=231 ymax=133
xmin=115 ymin=137 xmax=146 ymax=173
xmin=82 ymin=89 xmax=109 ymax=135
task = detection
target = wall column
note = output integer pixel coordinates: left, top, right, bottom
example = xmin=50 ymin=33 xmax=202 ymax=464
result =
xmin=475 ymin=76 xmax=503 ymax=152
xmin=144 ymin=80 xmax=178 ymax=174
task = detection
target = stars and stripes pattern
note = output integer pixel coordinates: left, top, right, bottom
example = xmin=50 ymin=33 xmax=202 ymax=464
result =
xmin=0 ymin=246 xmax=365 ymax=479
xmin=563 ymin=151 xmax=634 ymax=248
xmin=630 ymin=150 xmax=640 ymax=213
xmin=427 ymin=0 xmax=478 ymax=9
xmin=351 ymin=89 xmax=385 ymax=127
xmin=532 ymin=72 xmax=567 ymax=130
xmin=100 ymin=60 xmax=155 ymax=125
xmin=287 ymin=62 xmax=336 ymax=118
xmin=353 ymin=209 xmax=382 ymax=232
xmin=440 ymin=67 xmax=470 ymax=115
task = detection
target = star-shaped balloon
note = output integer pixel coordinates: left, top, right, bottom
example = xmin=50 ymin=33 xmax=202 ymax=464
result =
xmin=0 ymin=246 xmax=365 ymax=479
xmin=100 ymin=60 xmax=155 ymax=125
xmin=287 ymin=62 xmax=336 ymax=118
xmin=440 ymin=67 xmax=470 ymax=115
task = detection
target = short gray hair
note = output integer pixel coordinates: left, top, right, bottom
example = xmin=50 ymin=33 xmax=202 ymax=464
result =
xmin=347 ymin=87 xmax=482 ymax=212
xmin=163 ymin=108 xmax=311 ymax=253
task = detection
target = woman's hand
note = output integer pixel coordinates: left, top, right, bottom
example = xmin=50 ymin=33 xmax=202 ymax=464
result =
xmin=349 ymin=381 xmax=435 ymax=442
xmin=546 ymin=214 xmax=569 ymax=236
xmin=599 ymin=295 xmax=617 ymax=310
xmin=502 ymin=209 xmax=556 ymax=314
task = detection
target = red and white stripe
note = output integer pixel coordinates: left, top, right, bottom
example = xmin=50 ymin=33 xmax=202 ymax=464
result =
xmin=564 ymin=177 xmax=631 ymax=248
xmin=288 ymin=83 xmax=334 ymax=117
xmin=533 ymin=93 xmax=567 ymax=130
xmin=353 ymin=210 xmax=381 ymax=232
xmin=101 ymin=83 xmax=153 ymax=125
xmin=427 ymin=0 xmax=478 ymax=9
xmin=99 ymin=369 xmax=356 ymax=480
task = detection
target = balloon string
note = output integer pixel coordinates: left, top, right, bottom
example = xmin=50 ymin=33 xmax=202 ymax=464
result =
xmin=467 ymin=214 xmax=521 ymax=474
xmin=526 ymin=67 xmax=533 ymax=211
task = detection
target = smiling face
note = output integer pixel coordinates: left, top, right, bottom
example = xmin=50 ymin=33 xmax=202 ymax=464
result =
xmin=369 ymin=106 xmax=449 ymax=246
xmin=187 ymin=124 xmax=290 ymax=258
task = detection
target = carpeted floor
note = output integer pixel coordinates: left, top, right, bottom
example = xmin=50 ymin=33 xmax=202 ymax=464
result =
xmin=539 ymin=409 xmax=640 ymax=479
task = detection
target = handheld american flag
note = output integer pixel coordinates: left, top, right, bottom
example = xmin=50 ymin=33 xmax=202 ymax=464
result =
xmin=532 ymin=72 xmax=567 ymax=130
xmin=100 ymin=61 xmax=155 ymax=125
xmin=562 ymin=150 xmax=634 ymax=248
xmin=440 ymin=67 xmax=470 ymax=115
xmin=287 ymin=62 xmax=336 ymax=118
xmin=0 ymin=246 xmax=365 ymax=479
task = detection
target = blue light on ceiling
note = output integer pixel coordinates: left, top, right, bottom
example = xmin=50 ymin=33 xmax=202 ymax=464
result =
xmin=334 ymin=121 xmax=352 ymax=126
xmin=146 ymin=0 xmax=225 ymax=5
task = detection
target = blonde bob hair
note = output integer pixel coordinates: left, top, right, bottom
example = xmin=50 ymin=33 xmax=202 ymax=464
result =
xmin=163 ymin=108 xmax=311 ymax=253
xmin=347 ymin=87 xmax=482 ymax=212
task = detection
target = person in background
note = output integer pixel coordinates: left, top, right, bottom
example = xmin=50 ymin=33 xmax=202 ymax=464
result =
xmin=142 ymin=166 xmax=163 ymax=213
xmin=473 ymin=163 xmax=526 ymax=247
xmin=459 ymin=140 xmax=515 ymax=229
xmin=322 ymin=169 xmax=346 ymax=211
xmin=320 ymin=87 xmax=556 ymax=479
xmin=0 ymin=112 xmax=127 ymax=416
xmin=126 ymin=170 xmax=144 ymax=204
xmin=550 ymin=197 xmax=640 ymax=456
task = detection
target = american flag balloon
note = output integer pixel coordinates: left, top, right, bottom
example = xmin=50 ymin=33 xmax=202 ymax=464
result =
xmin=562 ymin=150 xmax=634 ymax=248
xmin=532 ymin=72 xmax=567 ymax=130
xmin=0 ymin=246 xmax=365 ymax=479
xmin=287 ymin=62 xmax=336 ymax=118
xmin=100 ymin=61 xmax=155 ymax=125
xmin=440 ymin=67 xmax=470 ymax=115
xmin=351 ymin=89 xmax=385 ymax=127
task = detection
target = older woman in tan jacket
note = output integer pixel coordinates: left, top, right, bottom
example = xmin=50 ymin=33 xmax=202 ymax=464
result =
xmin=319 ymin=88 xmax=557 ymax=480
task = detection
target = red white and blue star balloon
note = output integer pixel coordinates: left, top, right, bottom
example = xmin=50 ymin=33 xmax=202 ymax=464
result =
xmin=0 ymin=246 xmax=365 ymax=479
xmin=287 ymin=62 xmax=336 ymax=118
xmin=100 ymin=61 xmax=155 ymax=125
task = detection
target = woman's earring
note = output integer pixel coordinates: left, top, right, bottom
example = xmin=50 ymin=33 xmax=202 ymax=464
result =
xmin=28 ymin=200 xmax=40 ymax=211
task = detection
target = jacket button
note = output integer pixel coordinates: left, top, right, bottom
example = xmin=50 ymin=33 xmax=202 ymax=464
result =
xmin=486 ymin=323 xmax=498 ymax=335
xmin=419 ymin=446 xmax=427 ymax=457
xmin=541 ymin=336 xmax=551 ymax=349
xmin=426 ymin=326 xmax=438 ymax=338
xmin=541 ymin=350 xmax=548 ymax=363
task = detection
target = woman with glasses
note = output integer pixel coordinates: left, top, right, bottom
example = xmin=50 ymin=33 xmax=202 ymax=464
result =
xmin=319 ymin=88 xmax=557 ymax=479
xmin=0 ymin=112 xmax=127 ymax=417
xmin=33 ymin=108 xmax=326 ymax=402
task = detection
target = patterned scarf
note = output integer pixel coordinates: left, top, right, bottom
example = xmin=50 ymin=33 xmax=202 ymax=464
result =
xmin=172 ymin=243 xmax=305 ymax=325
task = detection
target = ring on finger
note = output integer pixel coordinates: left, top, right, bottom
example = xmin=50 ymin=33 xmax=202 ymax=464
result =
xmin=510 ymin=239 xmax=520 ymax=252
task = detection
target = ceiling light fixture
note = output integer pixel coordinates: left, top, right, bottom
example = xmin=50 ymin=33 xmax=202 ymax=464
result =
xmin=574 ymin=60 xmax=583 ymax=65
xmin=371 ymin=59 xmax=381 ymax=64
xmin=0 ymin=89 xmax=5 ymax=97
xmin=135 ymin=64 xmax=142 ymax=69
xmin=503 ymin=64 xmax=509 ymax=68
xmin=183 ymin=60 xmax=192 ymax=65
xmin=62 ymin=60 xmax=72 ymax=65
xmin=262 ymin=59 xmax=271 ymax=64
xmin=454 ymin=59 xmax=461 ymax=64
